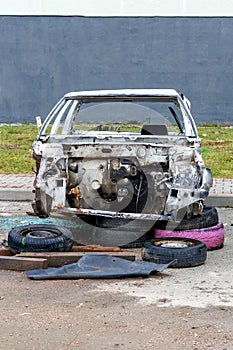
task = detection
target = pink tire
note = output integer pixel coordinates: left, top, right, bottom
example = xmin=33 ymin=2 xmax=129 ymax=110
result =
xmin=154 ymin=222 xmax=224 ymax=251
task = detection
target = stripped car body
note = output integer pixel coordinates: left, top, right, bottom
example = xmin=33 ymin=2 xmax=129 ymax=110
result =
xmin=32 ymin=89 xmax=212 ymax=224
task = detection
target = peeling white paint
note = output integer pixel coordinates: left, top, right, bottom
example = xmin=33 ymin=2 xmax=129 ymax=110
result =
xmin=32 ymin=89 xmax=212 ymax=222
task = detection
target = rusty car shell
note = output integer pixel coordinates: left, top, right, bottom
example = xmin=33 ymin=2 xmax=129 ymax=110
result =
xmin=32 ymin=89 xmax=212 ymax=223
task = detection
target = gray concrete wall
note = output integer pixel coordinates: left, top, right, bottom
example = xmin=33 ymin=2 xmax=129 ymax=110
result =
xmin=0 ymin=16 xmax=233 ymax=124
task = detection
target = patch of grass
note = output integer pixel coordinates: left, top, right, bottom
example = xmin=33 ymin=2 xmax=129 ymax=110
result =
xmin=0 ymin=124 xmax=38 ymax=174
xmin=0 ymin=124 xmax=232 ymax=178
xmin=198 ymin=125 xmax=233 ymax=178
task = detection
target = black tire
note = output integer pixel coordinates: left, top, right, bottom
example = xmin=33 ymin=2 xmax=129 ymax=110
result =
xmin=100 ymin=217 xmax=155 ymax=248
xmin=120 ymin=230 xmax=154 ymax=248
xmin=142 ymin=238 xmax=207 ymax=268
xmin=156 ymin=206 xmax=219 ymax=231
xmin=8 ymin=224 xmax=73 ymax=254
xmin=71 ymin=216 xmax=155 ymax=248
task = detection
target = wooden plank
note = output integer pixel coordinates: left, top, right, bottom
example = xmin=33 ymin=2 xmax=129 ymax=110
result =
xmin=17 ymin=251 xmax=136 ymax=267
xmin=0 ymin=247 xmax=14 ymax=256
xmin=0 ymin=246 xmax=121 ymax=256
xmin=71 ymin=245 xmax=122 ymax=252
xmin=0 ymin=256 xmax=48 ymax=271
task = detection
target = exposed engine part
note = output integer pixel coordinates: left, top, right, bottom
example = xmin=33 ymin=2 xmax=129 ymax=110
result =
xmin=67 ymin=157 xmax=150 ymax=214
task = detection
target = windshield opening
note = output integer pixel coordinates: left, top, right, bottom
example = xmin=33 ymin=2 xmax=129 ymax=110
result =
xmin=41 ymin=99 xmax=185 ymax=136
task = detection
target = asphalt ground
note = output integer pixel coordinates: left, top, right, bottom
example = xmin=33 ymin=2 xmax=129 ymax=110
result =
xmin=0 ymin=204 xmax=232 ymax=350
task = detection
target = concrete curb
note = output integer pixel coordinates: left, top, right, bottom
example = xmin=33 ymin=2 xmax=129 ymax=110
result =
xmin=0 ymin=188 xmax=34 ymax=201
xmin=0 ymin=174 xmax=34 ymax=201
xmin=0 ymin=174 xmax=232 ymax=207
xmin=0 ymin=190 xmax=232 ymax=208
xmin=205 ymin=195 xmax=233 ymax=208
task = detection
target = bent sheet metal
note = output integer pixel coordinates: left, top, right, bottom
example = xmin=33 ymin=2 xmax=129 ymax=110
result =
xmin=26 ymin=254 xmax=174 ymax=280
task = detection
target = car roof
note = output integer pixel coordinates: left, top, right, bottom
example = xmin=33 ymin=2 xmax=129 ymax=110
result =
xmin=64 ymin=89 xmax=180 ymax=99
